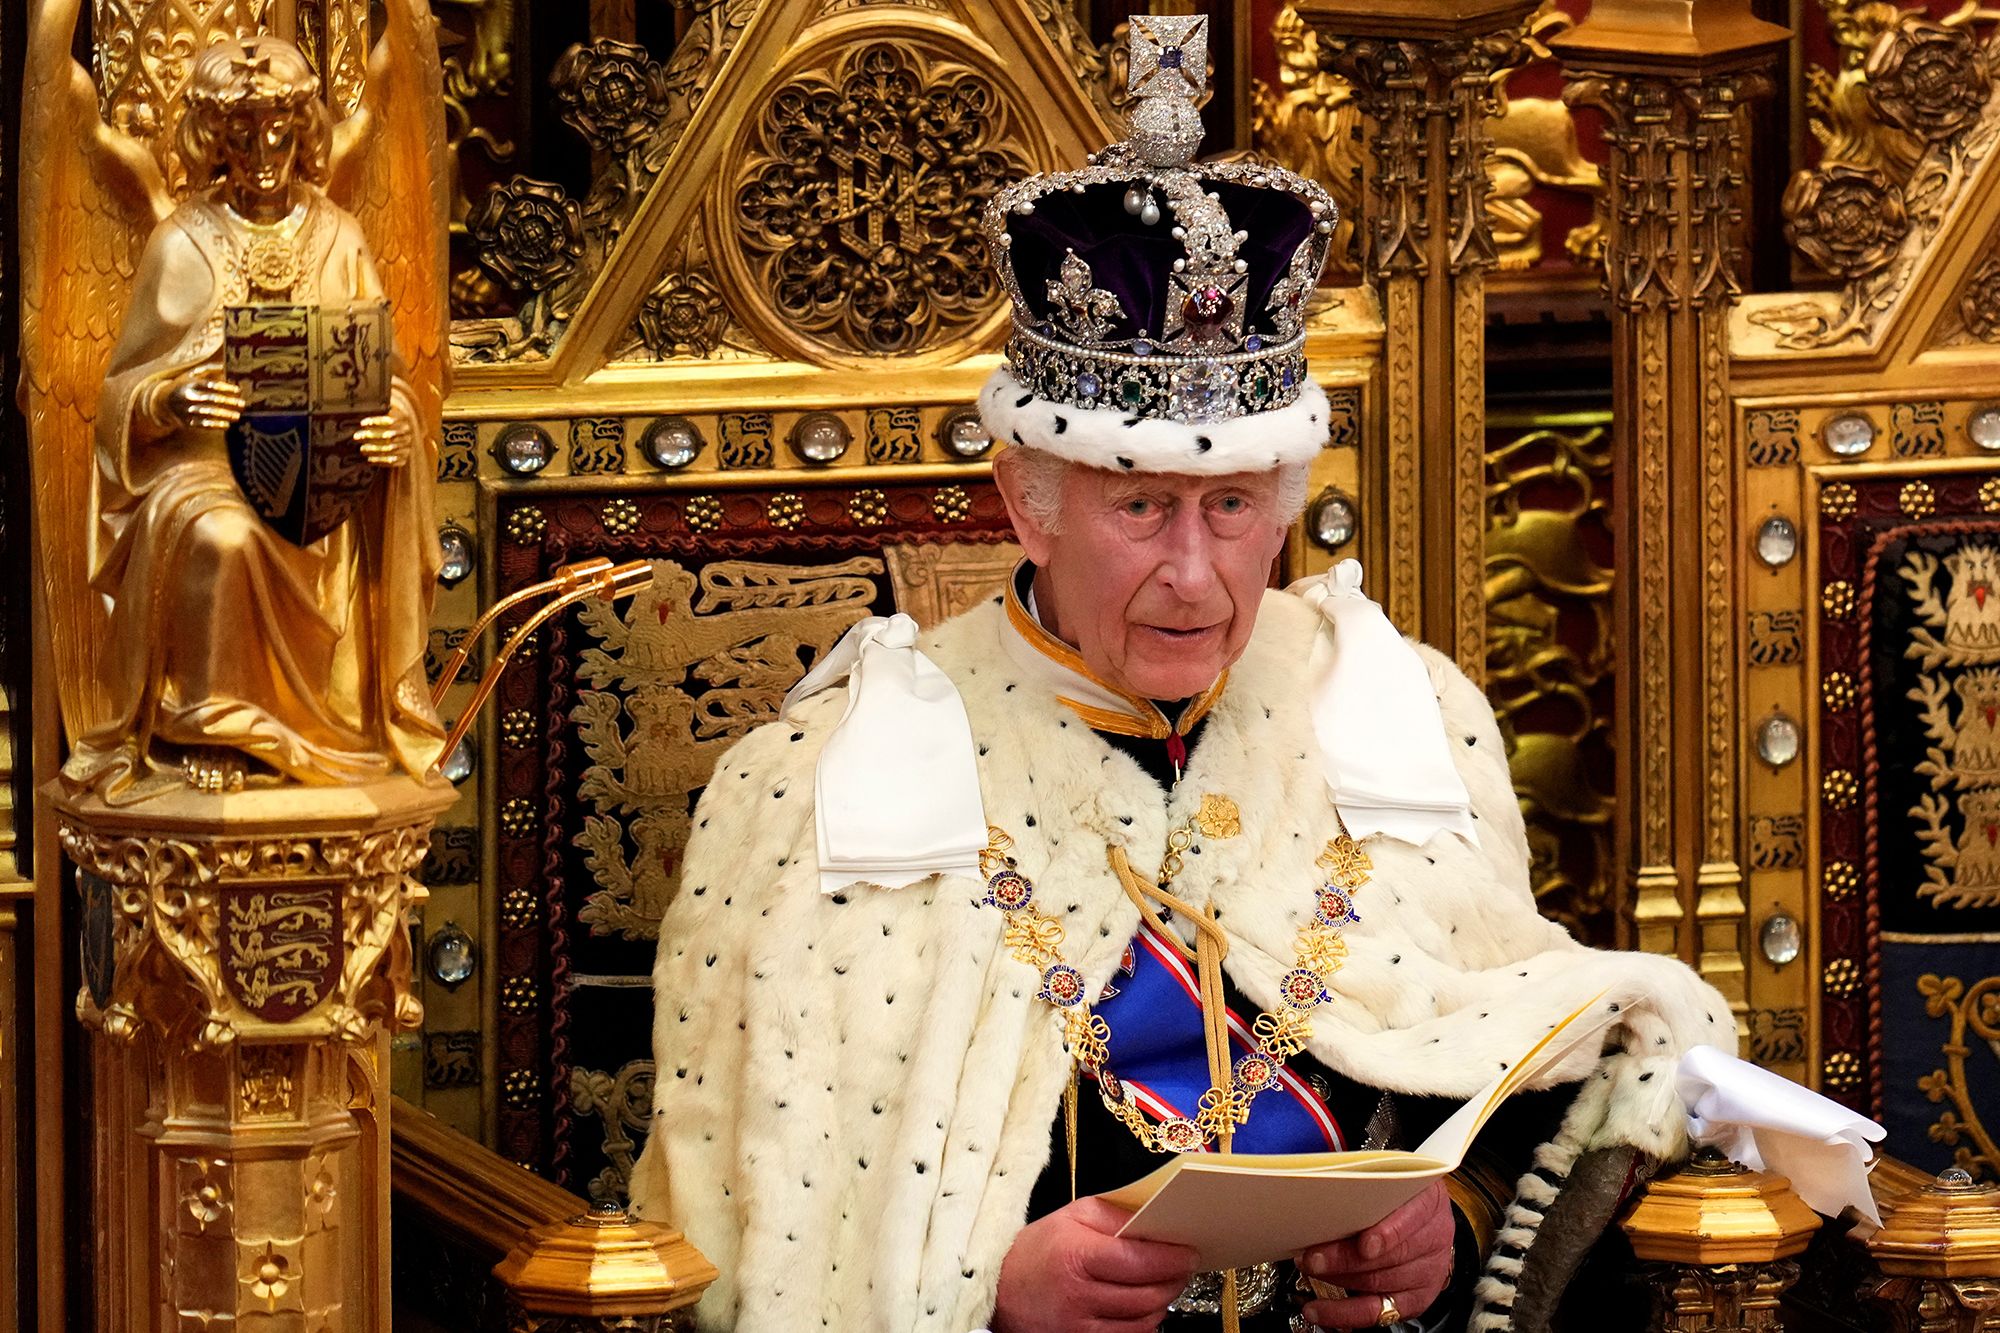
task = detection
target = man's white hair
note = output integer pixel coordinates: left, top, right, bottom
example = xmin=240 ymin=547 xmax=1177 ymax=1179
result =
xmin=1000 ymin=447 xmax=1311 ymax=536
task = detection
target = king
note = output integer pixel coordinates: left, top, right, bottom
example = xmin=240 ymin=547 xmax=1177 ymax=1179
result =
xmin=632 ymin=17 xmax=1734 ymax=1332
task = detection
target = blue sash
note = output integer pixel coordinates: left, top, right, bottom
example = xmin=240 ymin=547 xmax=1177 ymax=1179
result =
xmin=1092 ymin=921 xmax=1345 ymax=1153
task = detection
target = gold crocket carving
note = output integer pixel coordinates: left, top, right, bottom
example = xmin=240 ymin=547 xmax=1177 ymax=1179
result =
xmin=23 ymin=15 xmax=452 ymax=806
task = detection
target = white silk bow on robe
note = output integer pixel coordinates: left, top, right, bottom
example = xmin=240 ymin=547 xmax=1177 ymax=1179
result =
xmin=782 ymin=614 xmax=988 ymax=894
xmin=1291 ymin=560 xmax=1479 ymax=848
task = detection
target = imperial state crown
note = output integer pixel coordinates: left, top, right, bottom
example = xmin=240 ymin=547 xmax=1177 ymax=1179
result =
xmin=977 ymin=15 xmax=1338 ymax=475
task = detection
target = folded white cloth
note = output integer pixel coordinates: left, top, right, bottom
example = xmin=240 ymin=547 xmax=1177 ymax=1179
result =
xmin=1290 ymin=561 xmax=1479 ymax=848
xmin=1677 ymin=1044 xmax=1887 ymax=1227
xmin=782 ymin=614 xmax=988 ymax=894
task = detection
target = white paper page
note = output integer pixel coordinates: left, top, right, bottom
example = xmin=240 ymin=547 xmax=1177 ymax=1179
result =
xmin=1113 ymin=1163 xmax=1449 ymax=1271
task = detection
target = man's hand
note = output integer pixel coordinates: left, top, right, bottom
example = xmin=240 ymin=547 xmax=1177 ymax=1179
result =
xmin=1296 ymin=1182 xmax=1454 ymax=1330
xmin=354 ymin=408 xmax=414 ymax=469
xmin=162 ymin=366 xmax=246 ymax=431
xmin=992 ymin=1197 xmax=1198 ymax=1333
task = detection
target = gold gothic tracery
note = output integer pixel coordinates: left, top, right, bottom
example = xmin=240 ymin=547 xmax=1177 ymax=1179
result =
xmin=722 ymin=39 xmax=1037 ymax=362
xmin=1252 ymin=1 xmax=1604 ymax=277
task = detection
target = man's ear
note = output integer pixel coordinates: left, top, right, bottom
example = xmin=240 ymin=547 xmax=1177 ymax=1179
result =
xmin=992 ymin=448 xmax=1056 ymax=566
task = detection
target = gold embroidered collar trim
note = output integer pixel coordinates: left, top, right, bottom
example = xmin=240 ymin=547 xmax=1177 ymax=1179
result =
xmin=1000 ymin=562 xmax=1227 ymax=742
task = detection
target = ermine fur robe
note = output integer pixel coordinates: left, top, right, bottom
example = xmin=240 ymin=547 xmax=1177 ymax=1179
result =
xmin=629 ymin=588 xmax=1732 ymax=1332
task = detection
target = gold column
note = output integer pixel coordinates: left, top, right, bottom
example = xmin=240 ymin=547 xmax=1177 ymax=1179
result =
xmin=1553 ymin=2 xmax=1786 ymax=1015
xmin=1620 ymin=1149 xmax=1822 ymax=1332
xmin=56 ymin=777 xmax=454 ymax=1333
xmin=1294 ymin=0 xmax=1537 ymax=675
xmin=1866 ymin=1167 xmax=2000 ymax=1333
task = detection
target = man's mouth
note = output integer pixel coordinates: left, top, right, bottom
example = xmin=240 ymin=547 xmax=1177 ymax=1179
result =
xmin=1142 ymin=624 xmax=1219 ymax=642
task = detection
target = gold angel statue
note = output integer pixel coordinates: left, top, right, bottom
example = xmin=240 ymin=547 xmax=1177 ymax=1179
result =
xmin=21 ymin=3 xmax=452 ymax=801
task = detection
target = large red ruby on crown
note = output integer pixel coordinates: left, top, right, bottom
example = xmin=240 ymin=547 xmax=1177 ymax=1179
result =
xmin=1183 ymin=285 xmax=1232 ymax=327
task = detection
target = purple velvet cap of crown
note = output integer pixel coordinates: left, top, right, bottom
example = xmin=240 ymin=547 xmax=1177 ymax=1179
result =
xmin=1004 ymin=178 xmax=1317 ymax=345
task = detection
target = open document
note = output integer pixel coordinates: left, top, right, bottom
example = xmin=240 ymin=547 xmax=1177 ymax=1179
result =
xmin=1101 ymin=995 xmax=1612 ymax=1271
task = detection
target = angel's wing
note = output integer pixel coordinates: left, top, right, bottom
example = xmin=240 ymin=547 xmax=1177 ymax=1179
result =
xmin=18 ymin=0 xmax=173 ymax=741
xmin=329 ymin=0 xmax=451 ymax=441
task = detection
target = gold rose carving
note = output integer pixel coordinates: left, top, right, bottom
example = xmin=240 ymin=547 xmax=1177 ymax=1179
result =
xmin=1917 ymin=973 xmax=2000 ymax=1179
xmin=1756 ymin=11 xmax=2000 ymax=349
xmin=23 ymin=15 xmax=453 ymax=803
xmin=725 ymin=41 xmax=1036 ymax=362
xmin=570 ymin=558 xmax=883 ymax=939
xmin=617 ymin=230 xmax=763 ymax=362
xmin=1782 ymin=164 xmax=1911 ymax=279
xmin=453 ymin=3 xmax=763 ymax=360
xmin=1905 ymin=546 xmax=2000 ymax=910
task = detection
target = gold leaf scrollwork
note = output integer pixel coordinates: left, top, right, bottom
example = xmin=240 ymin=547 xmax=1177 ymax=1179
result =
xmin=1251 ymin=7 xmax=1360 ymax=275
xmin=725 ymin=41 xmax=1035 ymax=361
xmin=1917 ymin=972 xmax=2000 ymax=1179
xmin=58 ymin=818 xmax=431 ymax=1049
xmin=571 ymin=1059 xmax=657 ymax=1203
xmin=570 ymin=559 xmax=884 ymax=939
xmin=1485 ymin=420 xmax=1616 ymax=941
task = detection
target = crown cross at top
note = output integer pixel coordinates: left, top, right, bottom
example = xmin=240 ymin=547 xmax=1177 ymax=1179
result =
xmin=230 ymin=46 xmax=274 ymax=78
xmin=1128 ymin=15 xmax=1207 ymax=100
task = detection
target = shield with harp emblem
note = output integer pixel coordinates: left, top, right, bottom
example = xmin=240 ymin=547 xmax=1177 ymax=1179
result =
xmin=223 ymin=301 xmax=394 ymax=545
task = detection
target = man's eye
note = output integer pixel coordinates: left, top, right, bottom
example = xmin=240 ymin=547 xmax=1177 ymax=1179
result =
xmin=1125 ymin=499 xmax=1153 ymax=517
xmin=1215 ymin=495 xmax=1246 ymax=514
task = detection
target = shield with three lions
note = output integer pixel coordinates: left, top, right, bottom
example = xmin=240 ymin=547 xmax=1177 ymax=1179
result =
xmin=223 ymin=301 xmax=393 ymax=545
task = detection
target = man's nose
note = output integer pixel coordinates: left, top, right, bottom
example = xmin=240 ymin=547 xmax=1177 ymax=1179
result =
xmin=1154 ymin=505 xmax=1220 ymax=598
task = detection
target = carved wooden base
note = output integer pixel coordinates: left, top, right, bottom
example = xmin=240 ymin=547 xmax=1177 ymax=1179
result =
xmin=1871 ymin=1275 xmax=2000 ymax=1333
xmin=1637 ymin=1259 xmax=1803 ymax=1332
xmin=506 ymin=1315 xmax=694 ymax=1333
xmin=55 ymin=776 xmax=456 ymax=1333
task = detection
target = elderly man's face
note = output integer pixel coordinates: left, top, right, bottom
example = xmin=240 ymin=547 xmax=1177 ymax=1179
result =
xmin=999 ymin=458 xmax=1289 ymax=701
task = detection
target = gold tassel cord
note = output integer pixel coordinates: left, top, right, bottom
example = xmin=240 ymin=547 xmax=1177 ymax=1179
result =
xmin=1109 ymin=846 xmax=1243 ymax=1333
